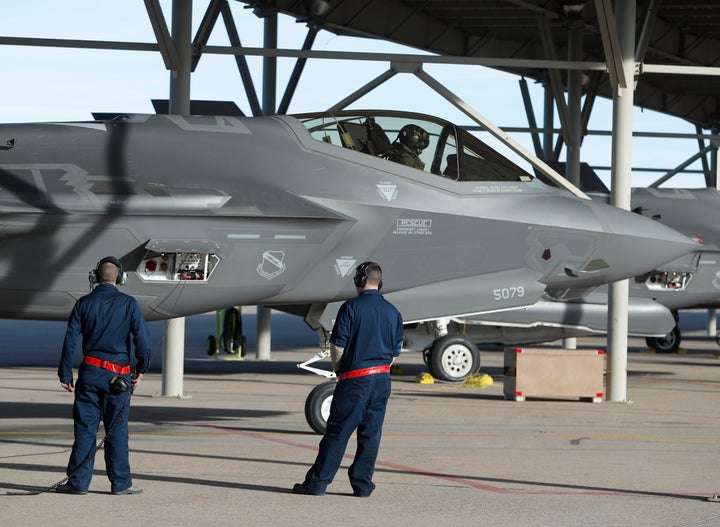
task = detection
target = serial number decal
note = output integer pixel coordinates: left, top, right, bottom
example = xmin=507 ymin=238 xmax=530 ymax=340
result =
xmin=493 ymin=286 xmax=526 ymax=301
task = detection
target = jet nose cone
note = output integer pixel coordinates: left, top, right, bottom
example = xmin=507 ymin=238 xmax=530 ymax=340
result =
xmin=541 ymin=201 xmax=700 ymax=295
xmin=595 ymin=202 xmax=700 ymax=281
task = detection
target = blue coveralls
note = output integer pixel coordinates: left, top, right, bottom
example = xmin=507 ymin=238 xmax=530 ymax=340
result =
xmin=57 ymin=283 xmax=151 ymax=494
xmin=303 ymin=289 xmax=403 ymax=496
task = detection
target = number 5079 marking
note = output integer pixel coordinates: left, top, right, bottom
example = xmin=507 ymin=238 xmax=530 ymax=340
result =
xmin=493 ymin=286 xmax=525 ymax=301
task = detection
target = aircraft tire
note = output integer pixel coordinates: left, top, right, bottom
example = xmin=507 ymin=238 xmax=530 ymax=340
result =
xmin=422 ymin=346 xmax=431 ymax=366
xmin=305 ymin=380 xmax=336 ymax=435
xmin=645 ymin=325 xmax=681 ymax=353
xmin=206 ymin=335 xmax=218 ymax=356
xmin=429 ymin=335 xmax=480 ymax=382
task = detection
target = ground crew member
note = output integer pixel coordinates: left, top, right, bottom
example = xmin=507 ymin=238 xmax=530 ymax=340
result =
xmin=294 ymin=261 xmax=403 ymax=497
xmin=56 ymin=256 xmax=151 ymax=495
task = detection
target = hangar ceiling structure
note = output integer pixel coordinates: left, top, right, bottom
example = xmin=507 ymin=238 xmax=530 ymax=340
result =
xmin=251 ymin=0 xmax=720 ymax=129
xmin=230 ymin=0 xmax=720 ymax=187
xmin=3 ymin=0 xmax=719 ymax=402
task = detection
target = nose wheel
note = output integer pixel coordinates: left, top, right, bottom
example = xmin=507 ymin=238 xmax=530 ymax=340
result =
xmin=427 ymin=335 xmax=480 ymax=382
xmin=305 ymin=380 xmax=336 ymax=435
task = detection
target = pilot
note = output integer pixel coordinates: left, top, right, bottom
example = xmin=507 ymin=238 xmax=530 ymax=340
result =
xmin=387 ymin=124 xmax=429 ymax=170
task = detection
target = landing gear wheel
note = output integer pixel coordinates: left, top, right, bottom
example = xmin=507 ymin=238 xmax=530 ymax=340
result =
xmin=422 ymin=346 xmax=431 ymax=366
xmin=716 ymin=333 xmax=720 ymax=346
xmin=206 ymin=335 xmax=218 ymax=356
xmin=646 ymin=325 xmax=681 ymax=353
xmin=305 ymin=381 xmax=336 ymax=435
xmin=428 ymin=335 xmax=480 ymax=382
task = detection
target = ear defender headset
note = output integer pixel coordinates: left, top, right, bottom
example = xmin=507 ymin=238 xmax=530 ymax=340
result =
xmin=89 ymin=256 xmax=128 ymax=286
xmin=353 ymin=261 xmax=382 ymax=290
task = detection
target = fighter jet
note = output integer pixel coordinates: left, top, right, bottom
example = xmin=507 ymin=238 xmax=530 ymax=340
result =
xmin=424 ymin=173 xmax=720 ymax=365
xmin=0 ymin=110 xmax=697 ymax=352
xmin=608 ymin=187 xmax=720 ymax=352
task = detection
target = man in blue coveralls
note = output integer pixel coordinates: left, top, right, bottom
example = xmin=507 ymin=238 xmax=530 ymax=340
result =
xmin=56 ymin=256 xmax=151 ymax=495
xmin=294 ymin=261 xmax=403 ymax=497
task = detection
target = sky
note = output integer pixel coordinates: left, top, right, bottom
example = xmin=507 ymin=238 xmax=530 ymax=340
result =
xmin=0 ymin=1 xmax=708 ymax=188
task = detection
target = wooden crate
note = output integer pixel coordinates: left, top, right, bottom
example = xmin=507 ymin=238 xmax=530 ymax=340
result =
xmin=503 ymin=347 xmax=605 ymax=402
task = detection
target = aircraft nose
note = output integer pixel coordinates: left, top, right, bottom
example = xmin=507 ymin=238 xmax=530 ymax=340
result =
xmin=597 ymin=201 xmax=699 ymax=277
xmin=542 ymin=201 xmax=699 ymax=295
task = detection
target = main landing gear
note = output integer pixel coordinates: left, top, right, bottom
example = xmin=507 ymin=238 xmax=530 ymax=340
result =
xmin=645 ymin=324 xmax=681 ymax=354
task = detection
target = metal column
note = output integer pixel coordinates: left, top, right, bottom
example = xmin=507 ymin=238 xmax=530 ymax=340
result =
xmin=162 ymin=0 xmax=192 ymax=397
xmin=256 ymin=11 xmax=278 ymax=361
xmin=562 ymin=10 xmax=584 ymax=350
xmin=607 ymin=0 xmax=636 ymax=403
xmin=256 ymin=307 xmax=272 ymax=361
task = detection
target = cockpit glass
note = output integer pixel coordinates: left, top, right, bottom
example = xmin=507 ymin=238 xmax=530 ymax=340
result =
xmin=298 ymin=112 xmax=533 ymax=183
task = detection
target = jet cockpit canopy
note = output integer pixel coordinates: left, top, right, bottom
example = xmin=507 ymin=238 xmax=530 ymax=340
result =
xmin=295 ymin=110 xmax=533 ymax=184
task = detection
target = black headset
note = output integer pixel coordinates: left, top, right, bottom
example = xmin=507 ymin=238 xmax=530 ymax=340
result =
xmin=353 ymin=261 xmax=382 ymax=290
xmin=89 ymin=256 xmax=128 ymax=286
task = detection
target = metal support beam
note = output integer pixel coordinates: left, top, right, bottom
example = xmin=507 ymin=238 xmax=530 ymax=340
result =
xmin=262 ymin=12 xmax=278 ymax=115
xmin=537 ymin=16 xmax=571 ymax=143
xmin=256 ymin=306 xmax=272 ymax=360
xmin=562 ymin=10 xmax=585 ymax=351
xmin=713 ymin=137 xmax=720 ymax=190
xmin=415 ymin=68 xmax=588 ymax=200
xmin=518 ymin=78 xmax=543 ymax=158
xmin=278 ymin=27 xmax=319 ymax=114
xmin=607 ymin=0 xmax=636 ymax=403
xmin=635 ymin=0 xmax=660 ymax=64
xmin=162 ymin=0 xmax=193 ymax=398
xmin=580 ymin=71 xmax=602 ymax=136
xmin=542 ymin=75 xmax=554 ymax=161
xmin=220 ymin=1 xmax=262 ymax=116
xmin=649 ymin=145 xmax=715 ymax=188
xmin=709 ymin=309 xmax=718 ymax=337
xmin=144 ymin=0 xmax=180 ymax=70
xmin=595 ymin=0 xmax=627 ymax=89
xmin=565 ymin=13 xmax=584 ymax=188
xmin=162 ymin=317 xmax=186 ymax=397
xmin=9 ymin=33 xmax=720 ymax=79
xmin=708 ymin=127 xmax=720 ymax=189
xmin=695 ymin=124 xmax=711 ymax=184
xmin=169 ymin=0 xmax=193 ymax=115
xmin=190 ymin=0 xmax=224 ymax=72
xmin=254 ymin=11 xmax=279 ymax=361
xmin=328 ymin=68 xmax=399 ymax=111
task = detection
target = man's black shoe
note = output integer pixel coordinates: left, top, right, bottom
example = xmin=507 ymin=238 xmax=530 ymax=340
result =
xmin=55 ymin=483 xmax=87 ymax=495
xmin=292 ymin=483 xmax=324 ymax=496
xmin=353 ymin=491 xmax=372 ymax=497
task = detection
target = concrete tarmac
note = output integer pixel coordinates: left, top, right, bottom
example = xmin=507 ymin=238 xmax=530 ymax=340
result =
xmin=1 ymin=310 xmax=719 ymax=527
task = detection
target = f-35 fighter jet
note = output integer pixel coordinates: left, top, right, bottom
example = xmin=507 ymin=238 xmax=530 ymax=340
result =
xmin=0 ymin=110 xmax=697 ymax=349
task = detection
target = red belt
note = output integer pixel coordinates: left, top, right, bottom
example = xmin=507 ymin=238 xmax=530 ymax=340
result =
xmin=337 ymin=365 xmax=390 ymax=381
xmin=82 ymin=356 xmax=131 ymax=375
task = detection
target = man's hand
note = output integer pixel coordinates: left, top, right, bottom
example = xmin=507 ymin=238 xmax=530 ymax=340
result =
xmin=330 ymin=343 xmax=344 ymax=371
xmin=60 ymin=381 xmax=73 ymax=392
xmin=132 ymin=372 xmax=143 ymax=387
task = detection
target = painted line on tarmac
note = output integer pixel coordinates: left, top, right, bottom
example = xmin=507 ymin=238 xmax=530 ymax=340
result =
xmin=185 ymin=420 xmax=711 ymax=498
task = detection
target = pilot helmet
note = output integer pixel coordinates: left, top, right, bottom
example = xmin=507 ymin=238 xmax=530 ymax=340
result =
xmin=398 ymin=124 xmax=429 ymax=153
